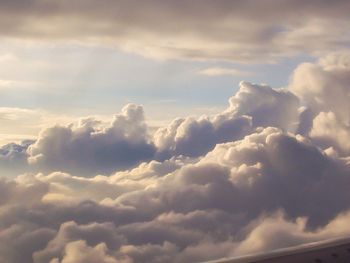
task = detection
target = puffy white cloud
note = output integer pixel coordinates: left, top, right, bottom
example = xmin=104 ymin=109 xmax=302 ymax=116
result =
xmin=154 ymin=115 xmax=252 ymax=158
xmin=290 ymin=52 xmax=350 ymax=155
xmin=27 ymin=104 xmax=156 ymax=176
xmin=33 ymin=221 xmax=124 ymax=263
xmin=116 ymin=242 xmax=179 ymax=263
xmin=310 ymin=111 xmax=350 ymax=155
xmin=227 ymin=82 xmax=300 ymax=131
xmin=233 ymin=210 xmax=350 ymax=256
xmin=3 ymin=80 xmax=300 ymax=176
xmin=2 ymin=53 xmax=350 ymax=262
xmin=0 ymin=80 xmax=304 ymax=177
xmin=0 ymin=140 xmax=33 ymax=177
xmin=1 ymin=126 xmax=350 ymax=262
xmin=290 ymin=52 xmax=350 ymax=124
xmin=51 ymin=240 xmax=118 ymax=263
xmin=155 ymin=81 xmax=299 ymax=158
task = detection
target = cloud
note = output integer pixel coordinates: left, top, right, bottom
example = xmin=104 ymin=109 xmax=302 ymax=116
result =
xmin=1 ymin=125 xmax=350 ymax=262
xmin=197 ymin=67 xmax=252 ymax=77
xmin=233 ymin=210 xmax=350 ymax=256
xmin=290 ymin=52 xmax=350 ymax=124
xmin=290 ymin=52 xmax=350 ymax=155
xmin=2 ymin=52 xmax=350 ymax=262
xmin=155 ymin=81 xmax=299 ymax=158
xmin=310 ymin=111 xmax=350 ymax=155
xmin=154 ymin=115 xmax=252 ymax=159
xmin=0 ymin=80 xmax=300 ymax=176
xmin=0 ymin=140 xmax=34 ymax=177
xmin=51 ymin=240 xmax=119 ymax=263
xmin=27 ymin=104 xmax=156 ymax=176
xmin=227 ymin=82 xmax=300 ymax=131
xmin=33 ymin=221 xmax=124 ymax=263
xmin=1 ymin=0 xmax=350 ymax=62
xmin=0 ymin=107 xmax=75 ymax=146
xmin=0 ymin=79 xmax=42 ymax=90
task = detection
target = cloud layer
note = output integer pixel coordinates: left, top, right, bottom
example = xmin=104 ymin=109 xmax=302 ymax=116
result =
xmin=1 ymin=52 xmax=350 ymax=262
xmin=1 ymin=0 xmax=350 ymax=62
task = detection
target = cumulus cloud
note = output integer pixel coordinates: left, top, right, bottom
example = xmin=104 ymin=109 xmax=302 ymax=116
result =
xmin=2 ymin=53 xmax=350 ymax=262
xmin=0 ymin=140 xmax=33 ymax=177
xmin=0 ymin=80 xmax=300 ymax=176
xmin=1 ymin=0 xmax=350 ymax=62
xmin=154 ymin=115 xmax=252 ymax=159
xmin=232 ymin=210 xmax=350 ymax=256
xmin=290 ymin=52 xmax=350 ymax=155
xmin=50 ymin=240 xmax=119 ymax=263
xmin=290 ymin=52 xmax=350 ymax=124
xmin=310 ymin=112 xmax=350 ymax=155
xmin=227 ymin=82 xmax=300 ymax=131
xmin=26 ymin=103 xmax=156 ymax=176
xmin=1 ymin=126 xmax=350 ymax=262
xmin=155 ymin=81 xmax=299 ymax=158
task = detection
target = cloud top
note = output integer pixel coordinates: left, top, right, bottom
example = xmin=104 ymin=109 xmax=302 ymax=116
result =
xmin=1 ymin=52 xmax=350 ymax=262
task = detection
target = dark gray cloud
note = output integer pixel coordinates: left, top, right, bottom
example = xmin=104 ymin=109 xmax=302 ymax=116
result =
xmin=1 ymin=0 xmax=350 ymax=61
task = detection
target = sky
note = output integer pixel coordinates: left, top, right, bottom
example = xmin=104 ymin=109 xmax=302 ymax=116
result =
xmin=1 ymin=1 xmax=350 ymax=263
xmin=0 ymin=41 xmax=313 ymax=145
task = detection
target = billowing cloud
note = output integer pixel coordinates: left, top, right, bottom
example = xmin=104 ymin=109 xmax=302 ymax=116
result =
xmin=0 ymin=80 xmax=300 ymax=176
xmin=155 ymin=81 xmax=299 ymax=158
xmin=1 ymin=126 xmax=350 ymax=262
xmin=1 ymin=0 xmax=350 ymax=62
xmin=310 ymin=111 xmax=350 ymax=155
xmin=50 ymin=240 xmax=119 ymax=263
xmin=0 ymin=140 xmax=33 ymax=177
xmin=154 ymin=115 xmax=252 ymax=159
xmin=1 ymin=53 xmax=350 ymax=262
xmin=26 ymin=104 xmax=156 ymax=176
xmin=227 ymin=82 xmax=300 ymax=131
xmin=290 ymin=52 xmax=350 ymax=155
xmin=290 ymin=52 xmax=350 ymax=124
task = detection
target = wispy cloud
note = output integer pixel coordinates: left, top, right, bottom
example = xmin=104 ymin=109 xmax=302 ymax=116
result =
xmin=197 ymin=67 xmax=253 ymax=77
xmin=0 ymin=79 xmax=43 ymax=90
xmin=0 ymin=0 xmax=350 ymax=62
